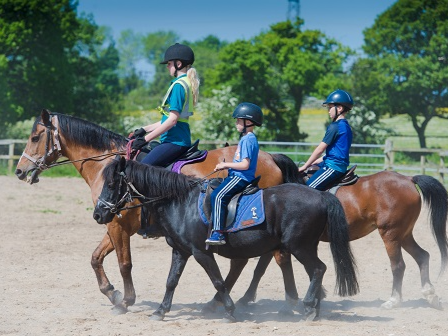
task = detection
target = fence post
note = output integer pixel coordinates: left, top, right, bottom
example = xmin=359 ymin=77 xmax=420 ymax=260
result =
xmin=420 ymin=155 xmax=425 ymax=175
xmin=384 ymin=139 xmax=394 ymax=170
xmin=8 ymin=142 xmax=15 ymax=173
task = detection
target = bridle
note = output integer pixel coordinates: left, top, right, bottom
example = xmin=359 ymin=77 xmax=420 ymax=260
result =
xmin=21 ymin=114 xmax=125 ymax=172
xmin=21 ymin=115 xmax=63 ymax=171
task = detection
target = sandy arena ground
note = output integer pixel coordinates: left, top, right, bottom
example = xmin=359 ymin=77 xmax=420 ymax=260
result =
xmin=1 ymin=175 xmax=447 ymax=336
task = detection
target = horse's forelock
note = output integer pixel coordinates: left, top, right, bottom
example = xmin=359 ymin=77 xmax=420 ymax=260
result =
xmin=102 ymin=158 xmax=120 ymax=184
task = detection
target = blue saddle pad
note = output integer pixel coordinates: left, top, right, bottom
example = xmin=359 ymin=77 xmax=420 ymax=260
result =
xmin=198 ymin=183 xmax=265 ymax=233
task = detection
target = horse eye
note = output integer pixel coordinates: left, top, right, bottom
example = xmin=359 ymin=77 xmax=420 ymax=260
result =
xmin=31 ymin=135 xmax=40 ymax=142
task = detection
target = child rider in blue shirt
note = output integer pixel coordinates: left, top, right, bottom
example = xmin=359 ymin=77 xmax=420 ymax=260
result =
xmin=298 ymin=89 xmax=354 ymax=190
xmin=206 ymin=102 xmax=263 ymax=245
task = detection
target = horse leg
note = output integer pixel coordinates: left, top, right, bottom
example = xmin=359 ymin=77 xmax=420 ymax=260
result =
xmin=291 ymin=248 xmax=326 ymax=321
xmin=202 ymin=258 xmax=249 ymax=314
xmin=274 ymin=250 xmax=300 ymax=316
xmin=237 ymin=253 xmax=273 ymax=305
xmin=106 ymin=221 xmax=136 ymax=314
xmin=91 ymin=234 xmax=124 ymax=309
xmin=151 ymin=248 xmax=190 ymax=321
xmin=193 ymin=251 xmax=236 ymax=323
xmin=402 ymin=234 xmax=442 ymax=309
xmin=380 ymin=233 xmax=406 ymax=309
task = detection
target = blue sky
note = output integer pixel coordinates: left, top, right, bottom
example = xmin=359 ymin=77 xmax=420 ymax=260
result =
xmin=77 ymin=0 xmax=397 ymax=52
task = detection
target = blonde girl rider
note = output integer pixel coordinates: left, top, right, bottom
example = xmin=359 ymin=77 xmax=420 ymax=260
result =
xmin=132 ymin=43 xmax=200 ymax=167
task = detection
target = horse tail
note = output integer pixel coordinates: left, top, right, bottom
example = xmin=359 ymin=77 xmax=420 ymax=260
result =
xmin=270 ymin=153 xmax=302 ymax=184
xmin=323 ymin=193 xmax=359 ymax=297
xmin=412 ymin=175 xmax=448 ymax=274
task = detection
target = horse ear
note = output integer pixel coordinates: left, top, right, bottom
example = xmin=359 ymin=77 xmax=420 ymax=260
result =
xmin=41 ymin=109 xmax=51 ymax=126
xmin=119 ymin=157 xmax=126 ymax=172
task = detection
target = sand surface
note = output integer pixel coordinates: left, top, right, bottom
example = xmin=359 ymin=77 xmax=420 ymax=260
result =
xmin=1 ymin=176 xmax=447 ymax=336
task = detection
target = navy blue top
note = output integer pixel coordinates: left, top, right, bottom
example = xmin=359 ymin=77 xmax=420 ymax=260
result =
xmin=321 ymin=119 xmax=352 ymax=172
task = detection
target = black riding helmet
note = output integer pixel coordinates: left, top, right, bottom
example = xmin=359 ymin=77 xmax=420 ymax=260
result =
xmin=160 ymin=43 xmax=195 ymax=68
xmin=232 ymin=102 xmax=263 ymax=127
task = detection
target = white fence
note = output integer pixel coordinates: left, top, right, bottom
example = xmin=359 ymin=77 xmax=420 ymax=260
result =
xmin=1 ymin=139 xmax=447 ymax=187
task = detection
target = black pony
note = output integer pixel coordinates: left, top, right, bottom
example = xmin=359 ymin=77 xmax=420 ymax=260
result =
xmin=93 ymin=157 xmax=359 ymax=322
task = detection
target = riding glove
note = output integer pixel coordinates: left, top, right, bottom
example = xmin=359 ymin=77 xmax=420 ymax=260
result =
xmin=133 ymin=127 xmax=146 ymax=137
xmin=131 ymin=136 xmax=147 ymax=150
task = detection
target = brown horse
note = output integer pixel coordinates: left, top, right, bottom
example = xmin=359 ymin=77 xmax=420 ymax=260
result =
xmin=14 ymin=109 xmax=299 ymax=314
xmin=234 ymin=167 xmax=448 ymax=310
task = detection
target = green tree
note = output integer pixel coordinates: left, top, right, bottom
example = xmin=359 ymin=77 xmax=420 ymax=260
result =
xmin=208 ymin=20 xmax=353 ymax=141
xmin=353 ymin=0 xmax=448 ymax=148
xmin=0 ymin=0 xmax=121 ymax=135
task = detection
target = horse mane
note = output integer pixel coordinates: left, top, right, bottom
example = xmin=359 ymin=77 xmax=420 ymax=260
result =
xmin=103 ymin=159 xmax=196 ymax=202
xmin=33 ymin=113 xmax=127 ymax=151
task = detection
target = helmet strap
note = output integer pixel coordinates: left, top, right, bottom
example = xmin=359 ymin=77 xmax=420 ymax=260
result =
xmin=174 ymin=60 xmax=184 ymax=77
xmin=332 ymin=104 xmax=346 ymax=122
xmin=239 ymin=119 xmax=255 ymax=138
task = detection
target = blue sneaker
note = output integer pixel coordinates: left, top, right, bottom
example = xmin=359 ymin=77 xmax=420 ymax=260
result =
xmin=205 ymin=231 xmax=226 ymax=245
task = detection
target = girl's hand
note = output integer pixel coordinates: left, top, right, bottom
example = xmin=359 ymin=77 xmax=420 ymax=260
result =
xmin=214 ymin=162 xmax=227 ymax=171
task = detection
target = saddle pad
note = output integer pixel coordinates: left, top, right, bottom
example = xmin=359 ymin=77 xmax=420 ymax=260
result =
xmin=171 ymin=150 xmax=208 ymax=174
xmin=198 ymin=187 xmax=265 ymax=233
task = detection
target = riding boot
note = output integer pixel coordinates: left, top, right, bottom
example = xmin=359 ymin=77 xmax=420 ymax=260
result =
xmin=137 ymin=206 xmax=163 ymax=239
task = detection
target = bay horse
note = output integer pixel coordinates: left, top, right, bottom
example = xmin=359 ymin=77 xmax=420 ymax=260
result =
xmin=234 ymin=164 xmax=448 ymax=310
xmin=93 ymin=156 xmax=359 ymax=321
xmin=14 ymin=109 xmax=299 ymax=314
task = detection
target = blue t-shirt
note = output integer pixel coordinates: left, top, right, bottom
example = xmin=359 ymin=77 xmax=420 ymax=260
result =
xmin=228 ymin=132 xmax=259 ymax=182
xmin=159 ymin=75 xmax=191 ymax=147
xmin=321 ymin=119 xmax=352 ymax=172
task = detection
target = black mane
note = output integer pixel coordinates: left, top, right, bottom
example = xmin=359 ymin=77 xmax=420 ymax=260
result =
xmin=103 ymin=159 xmax=197 ymax=202
xmin=33 ymin=113 xmax=127 ymax=151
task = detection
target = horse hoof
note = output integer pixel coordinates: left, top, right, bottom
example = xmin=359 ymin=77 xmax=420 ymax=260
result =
xmin=111 ymin=290 xmax=124 ymax=306
xmin=426 ymin=294 xmax=442 ymax=310
xmin=201 ymin=299 xmax=222 ymax=314
xmin=222 ymin=314 xmax=236 ymax=323
xmin=304 ymin=308 xmax=318 ymax=321
xmin=381 ymin=298 xmax=401 ymax=310
xmin=111 ymin=305 xmax=128 ymax=315
xmin=149 ymin=313 xmax=165 ymax=321
xmin=236 ymin=295 xmax=255 ymax=306
xmin=278 ymin=307 xmax=295 ymax=317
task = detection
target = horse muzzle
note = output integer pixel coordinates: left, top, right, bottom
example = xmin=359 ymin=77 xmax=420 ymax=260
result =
xmin=15 ymin=165 xmax=41 ymax=185
xmin=93 ymin=204 xmax=115 ymax=225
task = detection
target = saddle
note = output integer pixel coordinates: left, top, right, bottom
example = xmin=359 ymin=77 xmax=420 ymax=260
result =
xmin=133 ymin=139 xmax=207 ymax=239
xmin=302 ymin=164 xmax=359 ymax=191
xmin=134 ymin=139 xmax=207 ymax=169
xmin=201 ymin=176 xmax=262 ymax=229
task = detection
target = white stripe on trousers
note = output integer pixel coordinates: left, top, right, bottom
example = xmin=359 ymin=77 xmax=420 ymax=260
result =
xmin=212 ymin=176 xmax=244 ymax=231
xmin=308 ymin=167 xmax=335 ymax=189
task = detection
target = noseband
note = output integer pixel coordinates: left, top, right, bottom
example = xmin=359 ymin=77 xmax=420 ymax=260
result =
xmin=21 ymin=115 xmax=62 ymax=171
xmin=96 ymin=171 xmax=135 ymax=218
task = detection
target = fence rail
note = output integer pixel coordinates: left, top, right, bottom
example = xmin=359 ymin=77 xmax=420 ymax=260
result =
xmin=1 ymin=138 xmax=447 ymax=187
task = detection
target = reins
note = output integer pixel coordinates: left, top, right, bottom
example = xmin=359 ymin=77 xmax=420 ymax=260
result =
xmin=22 ymin=114 xmax=127 ymax=171
xmin=45 ymin=151 xmax=126 ymax=169
xmin=110 ymin=168 xmax=222 ymax=215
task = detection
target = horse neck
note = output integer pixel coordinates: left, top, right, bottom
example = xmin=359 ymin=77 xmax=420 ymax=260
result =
xmin=60 ymin=134 xmax=123 ymax=188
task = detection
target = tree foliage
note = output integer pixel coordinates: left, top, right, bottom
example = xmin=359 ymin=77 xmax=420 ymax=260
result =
xmin=352 ymin=0 xmax=448 ymax=148
xmin=207 ymin=20 xmax=353 ymax=141
xmin=0 ymin=0 xmax=121 ymax=136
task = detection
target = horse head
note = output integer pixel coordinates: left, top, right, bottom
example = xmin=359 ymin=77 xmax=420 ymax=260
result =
xmin=93 ymin=156 xmax=129 ymax=224
xmin=15 ymin=109 xmax=62 ymax=184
